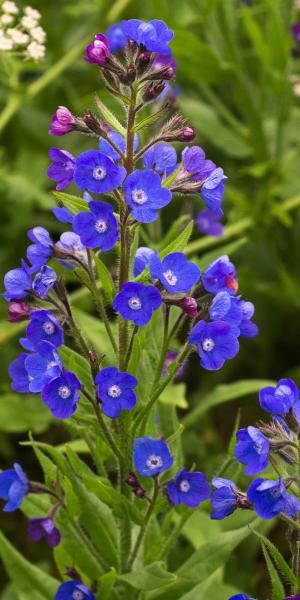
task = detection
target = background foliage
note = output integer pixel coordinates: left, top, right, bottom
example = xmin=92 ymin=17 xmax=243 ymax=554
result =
xmin=0 ymin=0 xmax=300 ymax=597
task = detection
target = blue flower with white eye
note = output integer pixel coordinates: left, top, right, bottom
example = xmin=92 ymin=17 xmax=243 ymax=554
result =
xmin=210 ymin=477 xmax=239 ymax=520
xmin=99 ymin=130 xmax=138 ymax=161
xmin=112 ymin=282 xmax=162 ymax=326
xmin=74 ymin=150 xmax=126 ymax=194
xmin=196 ymin=209 xmax=224 ymax=237
xmin=24 ymin=310 xmax=64 ymax=348
xmin=52 ymin=206 xmax=73 ymax=224
xmin=28 ymin=517 xmax=61 ymax=547
xmin=3 ymin=260 xmax=32 ymax=301
xmin=25 ymin=340 xmax=62 ymax=393
xmin=149 ymin=252 xmax=200 ymax=293
xmin=123 ymin=169 xmax=172 ymax=223
xmin=188 ymin=320 xmax=239 ymax=371
xmin=41 ymin=370 xmax=81 ymax=419
xmin=73 ymin=200 xmax=119 ymax=251
xmin=26 ymin=227 xmax=53 ymax=271
xmin=182 ymin=146 xmax=227 ymax=215
xmin=33 ymin=266 xmax=57 ymax=299
xmin=106 ymin=23 xmax=127 ymax=52
xmin=95 ymin=366 xmax=137 ymax=418
xmin=47 ymin=148 xmax=75 ymax=191
xmin=259 ymin=379 xmax=299 ymax=418
xmin=234 ymin=426 xmax=269 ymax=475
xmin=202 ymin=255 xmax=238 ymax=295
xmin=134 ymin=437 xmax=173 ymax=477
xmin=247 ymin=477 xmax=300 ymax=520
xmin=8 ymin=353 xmax=30 ymax=393
xmin=167 ymin=468 xmax=210 ymax=507
xmin=142 ymin=143 xmax=177 ymax=176
xmin=0 ymin=463 xmax=28 ymax=512
xmin=133 ymin=247 xmax=157 ymax=277
xmin=54 ymin=580 xmax=96 ymax=600
xmin=122 ymin=19 xmax=174 ymax=55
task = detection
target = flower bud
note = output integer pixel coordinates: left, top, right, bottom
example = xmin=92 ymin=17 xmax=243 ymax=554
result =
xmin=137 ymin=51 xmax=152 ymax=74
xmin=177 ymin=126 xmax=196 ymax=142
xmin=8 ymin=300 xmax=31 ymax=322
xmin=118 ymin=65 xmax=136 ymax=85
xmin=126 ymin=472 xmax=139 ymax=488
xmin=49 ymin=106 xmax=75 ymax=136
xmin=179 ymin=296 xmax=198 ymax=318
xmin=143 ymin=81 xmax=165 ymax=102
xmin=85 ymin=33 xmax=110 ymax=65
xmin=134 ymin=486 xmax=146 ymax=498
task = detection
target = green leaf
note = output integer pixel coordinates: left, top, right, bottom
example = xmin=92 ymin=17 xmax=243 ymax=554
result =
xmin=93 ymin=251 xmax=116 ymax=304
xmin=160 ymin=221 xmax=194 ymax=258
xmin=251 ymin=529 xmax=297 ymax=587
xmin=0 ymin=393 xmax=52 ymax=433
xmin=261 ymin=543 xmax=285 ymax=600
xmin=72 ymin=309 xmax=117 ymax=363
xmin=119 ymin=561 xmax=176 ymax=591
xmin=159 ymin=383 xmax=188 ymax=409
xmin=53 ymin=191 xmax=89 ymax=215
xmin=171 ymin=30 xmax=223 ymax=84
xmin=84 ymin=475 xmax=144 ymax=526
xmin=195 ymin=238 xmax=248 ymax=271
xmin=59 ymin=345 xmax=94 ymax=393
xmin=134 ymin=110 xmax=165 ymax=132
xmin=97 ymin=568 xmax=118 ymax=600
xmin=0 ymin=529 xmax=59 ymax=600
xmin=183 ymin=380 xmax=275 ymax=429
xmin=95 ymin=95 xmax=126 ymax=136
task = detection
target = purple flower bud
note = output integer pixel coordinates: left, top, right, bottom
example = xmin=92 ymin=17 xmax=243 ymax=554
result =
xmin=134 ymin=486 xmax=146 ymax=498
xmin=126 ymin=472 xmax=139 ymax=487
xmin=49 ymin=106 xmax=75 ymax=136
xmin=85 ymin=33 xmax=110 ymax=65
xmin=179 ymin=296 xmax=198 ymax=318
xmin=8 ymin=300 xmax=31 ymax=323
xmin=28 ymin=517 xmax=61 ymax=547
xmin=292 ymin=23 xmax=300 ymax=46
xmin=178 ymin=126 xmax=196 ymax=142
xmin=143 ymin=82 xmax=166 ymax=102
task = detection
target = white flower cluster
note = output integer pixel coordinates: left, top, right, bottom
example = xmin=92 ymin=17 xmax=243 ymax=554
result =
xmin=0 ymin=2 xmax=46 ymax=60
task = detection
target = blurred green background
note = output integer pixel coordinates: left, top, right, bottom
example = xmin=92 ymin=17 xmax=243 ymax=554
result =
xmin=1 ymin=0 xmax=300 ymax=597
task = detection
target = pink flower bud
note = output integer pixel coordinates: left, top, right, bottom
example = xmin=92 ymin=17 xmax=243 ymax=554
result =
xmin=49 ymin=106 xmax=75 ymax=136
xmin=179 ymin=296 xmax=198 ymax=318
xmin=85 ymin=33 xmax=110 ymax=65
xmin=8 ymin=300 xmax=31 ymax=323
xmin=178 ymin=126 xmax=196 ymax=142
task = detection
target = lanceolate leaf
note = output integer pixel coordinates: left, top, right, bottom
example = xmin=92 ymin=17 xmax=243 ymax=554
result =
xmin=261 ymin=543 xmax=285 ymax=600
xmin=95 ymin=95 xmax=126 ymax=136
xmin=160 ymin=221 xmax=194 ymax=258
xmin=251 ymin=529 xmax=297 ymax=587
xmin=92 ymin=251 xmax=116 ymax=304
xmin=53 ymin=191 xmax=89 ymax=215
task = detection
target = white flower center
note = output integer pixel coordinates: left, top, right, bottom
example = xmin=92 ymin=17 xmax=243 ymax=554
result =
xmin=202 ymin=338 xmax=215 ymax=352
xmin=132 ymin=189 xmax=148 ymax=205
xmin=146 ymin=454 xmax=163 ymax=469
xmin=93 ymin=166 xmax=106 ymax=180
xmin=254 ymin=443 xmax=262 ymax=454
xmin=42 ymin=321 xmax=55 ymax=335
xmin=163 ymin=270 xmax=178 ymax=286
xmin=179 ymin=479 xmax=190 ymax=493
xmin=95 ymin=219 xmax=108 ymax=233
xmin=72 ymin=592 xmax=84 ymax=600
xmin=47 ymin=361 xmax=58 ymax=369
xmin=58 ymin=385 xmax=71 ymax=399
xmin=108 ymin=384 xmax=121 ymax=398
xmin=128 ymin=296 xmax=142 ymax=310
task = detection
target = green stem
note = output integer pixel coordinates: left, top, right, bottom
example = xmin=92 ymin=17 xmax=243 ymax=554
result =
xmin=82 ymin=388 xmax=123 ymax=461
xmin=127 ymin=477 xmax=159 ymax=570
xmin=0 ymin=93 xmax=20 ymax=133
xmin=158 ymin=512 xmax=191 ymax=561
xmin=124 ymin=325 xmax=139 ymax=371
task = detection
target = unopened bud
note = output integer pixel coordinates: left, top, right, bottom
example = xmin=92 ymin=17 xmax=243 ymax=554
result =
xmin=143 ymin=81 xmax=165 ymax=102
xmin=237 ymin=496 xmax=252 ymax=510
xmin=66 ymin=567 xmax=81 ymax=581
xmin=118 ymin=65 xmax=136 ymax=85
xmin=137 ymin=51 xmax=152 ymax=74
xmin=179 ymin=296 xmax=198 ymax=318
xmin=134 ymin=486 xmax=146 ymax=498
xmin=178 ymin=126 xmax=196 ymax=142
xmin=83 ymin=111 xmax=102 ymax=135
xmin=126 ymin=472 xmax=139 ymax=488
xmin=8 ymin=300 xmax=31 ymax=322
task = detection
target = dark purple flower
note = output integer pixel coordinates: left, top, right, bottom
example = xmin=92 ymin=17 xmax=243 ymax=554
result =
xmin=133 ymin=436 xmax=174 ymax=477
xmin=73 ymin=200 xmax=119 ymax=251
xmin=28 ymin=517 xmax=61 ymax=547
xmin=189 ymin=320 xmax=239 ymax=371
xmin=47 ymin=148 xmax=75 ymax=191
xmin=0 ymin=463 xmax=28 ymax=512
xmin=25 ymin=340 xmax=62 ymax=393
xmin=196 ymin=209 xmax=224 ymax=237
xmin=247 ymin=477 xmax=300 ymax=520
xmin=150 ymin=252 xmax=200 ymax=293
xmin=95 ymin=366 xmax=137 ymax=418
xmin=41 ymin=370 xmax=81 ymax=419
xmin=123 ymin=169 xmax=172 ymax=223
xmin=8 ymin=353 xmax=30 ymax=393
xmin=112 ymin=282 xmax=162 ymax=326
xmin=202 ymin=255 xmax=238 ymax=295
xmin=162 ymin=350 xmax=188 ymax=380
xmin=167 ymin=468 xmax=210 ymax=507
xmin=133 ymin=247 xmax=157 ymax=277
xmin=8 ymin=300 xmax=31 ymax=322
xmin=54 ymin=581 xmax=96 ymax=600
xmin=33 ymin=266 xmax=57 ymax=299
xmin=26 ymin=227 xmax=53 ymax=271
xmin=85 ymin=33 xmax=110 ymax=64
xmin=234 ymin=426 xmax=269 ymax=475
xmin=25 ymin=310 xmax=64 ymax=348
xmin=292 ymin=23 xmax=300 ymax=46
xmin=106 ymin=23 xmax=127 ymax=52
xmin=122 ymin=19 xmax=174 ymax=55
xmin=3 ymin=260 xmax=32 ymax=301
xmin=49 ymin=106 xmax=75 ymax=136
xmin=74 ymin=150 xmax=126 ymax=194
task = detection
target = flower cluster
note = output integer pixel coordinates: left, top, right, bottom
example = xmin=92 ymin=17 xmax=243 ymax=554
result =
xmin=0 ymin=2 xmax=46 ymax=59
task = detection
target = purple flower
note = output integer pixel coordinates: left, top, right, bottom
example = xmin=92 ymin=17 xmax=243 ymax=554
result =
xmin=239 ymin=300 xmax=258 ymax=338
xmin=259 ymin=379 xmax=300 ymax=419
xmin=142 ymin=143 xmax=177 ymax=175
xmin=202 ymin=255 xmax=238 ymax=295
xmin=8 ymin=353 xmax=30 ymax=393
xmin=234 ymin=426 xmax=269 ymax=475
xmin=3 ymin=260 xmax=32 ymax=301
xmin=54 ymin=581 xmax=96 ymax=600
xmin=73 ymin=200 xmax=118 ymax=251
xmin=122 ymin=19 xmax=174 ymax=55
xmin=74 ymin=150 xmax=126 ymax=194
xmin=189 ymin=320 xmax=239 ymax=371
xmin=0 ymin=463 xmax=28 ymax=512
xmin=26 ymin=227 xmax=53 ymax=271
xmin=106 ymin=23 xmax=127 ymax=52
xmin=25 ymin=310 xmax=64 ymax=348
xmin=28 ymin=517 xmax=61 ymax=547
xmin=211 ymin=477 xmax=239 ymax=520
xmin=292 ymin=23 xmax=300 ymax=46
xmin=196 ymin=209 xmax=224 ymax=237
xmin=167 ymin=468 xmax=210 ymax=507
xmin=123 ymin=169 xmax=172 ymax=223
xmin=112 ymin=282 xmax=162 ymax=326
xmin=162 ymin=350 xmax=189 ymax=380
xmin=25 ymin=340 xmax=62 ymax=393
xmin=33 ymin=266 xmax=57 ymax=299
xmin=8 ymin=300 xmax=31 ymax=323
xmin=49 ymin=106 xmax=75 ymax=136
xmin=41 ymin=370 xmax=81 ymax=419
xmin=47 ymin=148 xmax=75 ymax=191
xmin=133 ymin=247 xmax=157 ymax=277
xmin=95 ymin=366 xmax=137 ymax=418
xmin=52 ymin=206 xmax=73 ymax=224
xmin=182 ymin=146 xmax=227 ymax=215
xmin=152 ymin=53 xmax=177 ymax=73
xmin=85 ymin=33 xmax=110 ymax=64
xmin=150 ymin=252 xmax=200 ymax=293
xmin=133 ymin=437 xmax=174 ymax=477
xmin=247 ymin=477 xmax=300 ymax=520
xmin=99 ymin=130 xmax=138 ymax=162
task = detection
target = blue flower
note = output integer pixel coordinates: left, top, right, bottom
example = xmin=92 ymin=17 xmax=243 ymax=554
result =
xmin=41 ymin=370 xmax=81 ymax=419
xmin=8 ymin=353 xmax=30 ymax=393
xmin=99 ymin=130 xmax=138 ymax=162
xmin=25 ymin=341 xmax=62 ymax=393
xmin=106 ymin=23 xmax=127 ymax=52
xmin=133 ymin=247 xmax=157 ymax=277
xmin=247 ymin=477 xmax=300 ymax=520
xmin=122 ymin=19 xmax=174 ymax=55
xmin=0 ymin=463 xmax=28 ymax=512
xmin=24 ymin=310 xmax=63 ymax=348
xmin=167 ymin=468 xmax=210 ymax=507
xmin=56 ymin=232 xmax=88 ymax=269
xmin=142 ymin=143 xmax=177 ymax=175
xmin=3 ymin=260 xmax=32 ymax=301
xmin=47 ymin=148 xmax=75 ymax=191
xmin=228 ymin=596 xmax=256 ymax=600
xmin=234 ymin=426 xmax=269 ymax=475
xmin=54 ymin=581 xmax=96 ymax=600
xmin=196 ymin=209 xmax=224 ymax=237
xmin=73 ymin=200 xmax=119 ymax=251
xmin=28 ymin=517 xmax=60 ymax=547
xmin=32 ymin=266 xmax=57 ymax=299
xmin=52 ymin=206 xmax=73 ymax=224
xmin=259 ymin=379 xmax=299 ymax=417
xmin=149 ymin=252 xmax=200 ymax=293
xmin=95 ymin=366 xmax=137 ymax=418
xmin=209 ymin=292 xmax=243 ymax=335
xmin=211 ymin=477 xmax=239 ymax=520
xmin=182 ymin=146 xmax=227 ymax=215
xmin=74 ymin=150 xmax=126 ymax=194
xmin=239 ymin=300 xmax=258 ymax=338
xmin=123 ymin=169 xmax=172 ymax=223
xmin=134 ymin=437 xmax=173 ymax=477
xmin=188 ymin=320 xmax=239 ymax=371
xmin=26 ymin=227 xmax=53 ymax=271
xmin=112 ymin=282 xmax=162 ymax=326
xmin=202 ymin=255 xmax=238 ymax=295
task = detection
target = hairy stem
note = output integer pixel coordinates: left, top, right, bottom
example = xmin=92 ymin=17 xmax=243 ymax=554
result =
xmin=127 ymin=477 xmax=159 ymax=570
